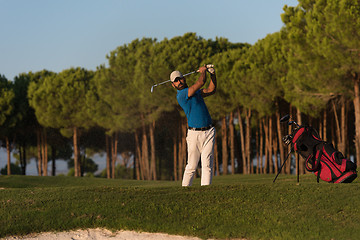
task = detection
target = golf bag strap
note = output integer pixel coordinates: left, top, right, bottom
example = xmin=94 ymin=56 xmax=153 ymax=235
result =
xmin=315 ymin=145 xmax=323 ymax=171
xmin=305 ymin=144 xmax=323 ymax=172
xmin=315 ymin=143 xmax=324 ymax=183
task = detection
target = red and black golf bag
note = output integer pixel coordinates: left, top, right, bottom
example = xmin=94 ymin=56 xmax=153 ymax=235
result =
xmin=274 ymin=115 xmax=357 ymax=183
xmin=291 ymin=125 xmax=357 ymax=183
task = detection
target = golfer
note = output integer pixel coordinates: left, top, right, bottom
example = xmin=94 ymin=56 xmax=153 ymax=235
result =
xmin=170 ymin=65 xmax=217 ymax=186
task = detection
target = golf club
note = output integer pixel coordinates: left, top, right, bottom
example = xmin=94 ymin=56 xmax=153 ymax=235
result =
xmin=150 ymin=64 xmax=214 ymax=93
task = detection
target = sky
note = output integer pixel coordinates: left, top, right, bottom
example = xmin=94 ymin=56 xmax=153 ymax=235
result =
xmin=0 ymin=0 xmax=299 ymax=81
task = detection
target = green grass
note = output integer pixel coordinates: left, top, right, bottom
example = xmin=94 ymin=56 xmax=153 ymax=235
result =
xmin=1 ymin=174 xmax=360 ymax=239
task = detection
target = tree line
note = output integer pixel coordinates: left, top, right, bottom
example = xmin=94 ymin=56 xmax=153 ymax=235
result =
xmin=1 ymin=0 xmax=360 ymax=180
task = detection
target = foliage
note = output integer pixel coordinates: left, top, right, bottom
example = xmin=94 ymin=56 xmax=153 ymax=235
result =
xmin=0 ymin=75 xmax=14 ymax=127
xmin=205 ymin=46 xmax=250 ymax=120
xmin=28 ymin=67 xmax=94 ymax=135
xmin=281 ymin=0 xmax=360 ymax=116
xmin=233 ymin=32 xmax=287 ymax=116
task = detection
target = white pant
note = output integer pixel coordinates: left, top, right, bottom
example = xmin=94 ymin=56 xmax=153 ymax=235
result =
xmin=182 ymin=127 xmax=215 ymax=186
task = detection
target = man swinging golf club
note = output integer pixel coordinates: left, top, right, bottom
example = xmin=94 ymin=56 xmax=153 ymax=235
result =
xmin=170 ymin=64 xmax=216 ymax=186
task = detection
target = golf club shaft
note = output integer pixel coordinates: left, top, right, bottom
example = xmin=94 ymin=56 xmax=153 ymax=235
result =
xmin=156 ymin=70 xmax=197 ymax=86
xmin=151 ymin=70 xmax=198 ymax=92
xmin=153 ymin=79 xmax=171 ymax=87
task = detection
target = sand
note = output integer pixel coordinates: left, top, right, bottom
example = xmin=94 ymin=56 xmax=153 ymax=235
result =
xmin=2 ymin=228 xmax=203 ymax=240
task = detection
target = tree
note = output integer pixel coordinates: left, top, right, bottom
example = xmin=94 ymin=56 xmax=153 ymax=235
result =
xmin=0 ymin=75 xmax=15 ymax=175
xmin=90 ymin=39 xmax=149 ymax=179
xmin=0 ymin=75 xmax=14 ymax=126
xmin=204 ymin=46 xmax=249 ymax=174
xmin=282 ymin=0 xmax=360 ymax=161
xmin=11 ymin=73 xmax=43 ymax=175
xmin=28 ymin=67 xmax=95 ymax=177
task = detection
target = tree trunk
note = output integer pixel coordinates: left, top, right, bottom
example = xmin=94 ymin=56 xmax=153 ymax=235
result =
xmin=178 ymin=118 xmax=187 ymax=180
xmin=353 ymin=74 xmax=360 ymax=164
xmin=340 ymin=99 xmax=347 ymax=155
xmin=105 ymin=135 xmax=111 ymax=179
xmin=221 ymin=116 xmax=228 ymax=175
xmin=273 ymin=130 xmax=279 ymax=175
xmin=276 ymin=109 xmax=285 ymax=174
xmin=229 ymin=112 xmax=235 ymax=174
xmin=214 ymin=137 xmax=219 ymax=176
xmin=323 ymin=110 xmax=327 ymax=141
xmin=134 ymin=130 xmax=142 ymax=180
xmin=319 ymin=111 xmax=323 ymax=140
xmin=238 ymin=108 xmax=246 ymax=174
xmin=259 ymin=119 xmax=264 ymax=174
xmin=263 ymin=118 xmax=269 ymax=173
xmin=150 ymin=121 xmax=157 ymax=180
xmin=178 ymin=122 xmax=183 ymax=180
xmin=73 ymin=127 xmax=79 ymax=177
xmin=19 ymin=143 xmax=26 ymax=175
xmin=245 ymin=109 xmax=252 ymax=174
xmin=43 ymin=129 xmax=48 ymax=176
xmin=268 ymin=116 xmax=273 ymax=174
xmin=111 ymin=132 xmax=118 ymax=179
xmin=286 ymin=105 xmax=293 ymax=174
xmin=51 ymin=146 xmax=56 ymax=176
xmin=296 ymin=108 xmax=303 ymax=174
xmin=332 ymin=100 xmax=341 ymax=150
xmin=41 ymin=130 xmax=45 ymax=176
xmin=41 ymin=130 xmax=46 ymax=176
xmin=141 ymin=120 xmax=150 ymax=180
xmin=23 ymin=145 xmax=27 ymax=175
xmin=255 ymin=126 xmax=259 ymax=174
xmin=37 ymin=129 xmax=42 ymax=176
xmin=6 ymin=137 xmax=11 ymax=176
xmin=173 ymin=134 xmax=178 ymax=181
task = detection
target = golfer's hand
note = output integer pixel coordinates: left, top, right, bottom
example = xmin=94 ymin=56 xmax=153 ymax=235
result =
xmin=199 ymin=65 xmax=207 ymax=73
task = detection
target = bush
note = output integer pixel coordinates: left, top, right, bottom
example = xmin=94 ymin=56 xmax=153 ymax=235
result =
xmin=98 ymin=165 xmax=134 ymax=179
xmin=0 ymin=163 xmax=22 ymax=175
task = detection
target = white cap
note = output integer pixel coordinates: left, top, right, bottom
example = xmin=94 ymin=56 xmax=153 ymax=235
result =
xmin=170 ymin=70 xmax=183 ymax=82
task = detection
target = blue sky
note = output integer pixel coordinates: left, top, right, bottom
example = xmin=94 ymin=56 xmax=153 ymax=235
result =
xmin=0 ymin=0 xmax=299 ymax=81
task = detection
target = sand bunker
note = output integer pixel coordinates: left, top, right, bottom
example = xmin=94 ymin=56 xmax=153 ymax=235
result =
xmin=2 ymin=228 xmax=203 ymax=240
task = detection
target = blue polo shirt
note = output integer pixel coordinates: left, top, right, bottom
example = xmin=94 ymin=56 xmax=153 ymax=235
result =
xmin=177 ymin=88 xmax=212 ymax=128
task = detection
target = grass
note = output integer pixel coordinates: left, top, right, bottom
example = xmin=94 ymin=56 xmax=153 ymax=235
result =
xmin=1 ymin=174 xmax=360 ymax=239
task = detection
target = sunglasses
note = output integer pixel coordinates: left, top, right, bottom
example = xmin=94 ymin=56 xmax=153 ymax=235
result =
xmin=173 ymin=77 xmax=183 ymax=83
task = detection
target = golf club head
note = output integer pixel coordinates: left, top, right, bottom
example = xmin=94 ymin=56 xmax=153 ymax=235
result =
xmin=280 ymin=114 xmax=290 ymax=123
xmin=150 ymin=85 xmax=154 ymax=93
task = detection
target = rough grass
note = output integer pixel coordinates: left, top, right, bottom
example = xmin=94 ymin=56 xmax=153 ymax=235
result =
xmin=1 ymin=174 xmax=359 ymax=239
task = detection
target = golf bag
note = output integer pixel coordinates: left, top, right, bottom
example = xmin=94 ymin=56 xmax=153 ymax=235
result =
xmin=288 ymin=124 xmax=357 ymax=183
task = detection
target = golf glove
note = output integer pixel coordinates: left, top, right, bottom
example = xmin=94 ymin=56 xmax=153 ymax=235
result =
xmin=207 ymin=67 xmax=215 ymax=74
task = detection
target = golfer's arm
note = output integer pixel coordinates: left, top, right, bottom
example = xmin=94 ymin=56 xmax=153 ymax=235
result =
xmin=201 ymin=74 xmax=216 ymax=97
xmin=188 ymin=70 xmax=206 ymax=97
